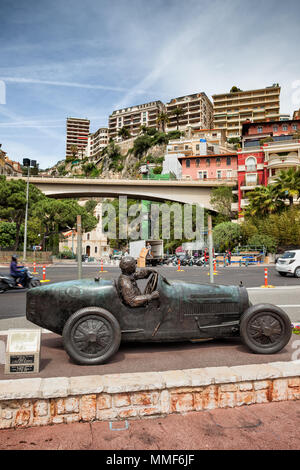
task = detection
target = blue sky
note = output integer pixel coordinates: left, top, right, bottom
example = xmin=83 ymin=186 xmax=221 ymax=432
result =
xmin=0 ymin=0 xmax=300 ymax=168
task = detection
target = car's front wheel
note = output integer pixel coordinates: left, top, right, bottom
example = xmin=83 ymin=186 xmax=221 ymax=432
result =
xmin=62 ymin=307 xmax=121 ymax=365
xmin=240 ymin=304 xmax=292 ymax=354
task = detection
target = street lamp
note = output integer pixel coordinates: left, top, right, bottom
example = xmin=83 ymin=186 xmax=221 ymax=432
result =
xmin=23 ymin=158 xmax=38 ymax=262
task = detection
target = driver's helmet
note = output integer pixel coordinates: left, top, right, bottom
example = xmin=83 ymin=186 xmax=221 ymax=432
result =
xmin=119 ymin=256 xmax=136 ymax=274
xmin=11 ymin=254 xmax=18 ymax=262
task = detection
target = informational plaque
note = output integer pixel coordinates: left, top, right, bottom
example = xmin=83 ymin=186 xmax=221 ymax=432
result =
xmin=5 ymin=329 xmax=41 ymax=374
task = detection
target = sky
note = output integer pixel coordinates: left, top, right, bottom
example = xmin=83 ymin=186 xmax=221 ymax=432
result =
xmin=0 ymin=0 xmax=300 ymax=169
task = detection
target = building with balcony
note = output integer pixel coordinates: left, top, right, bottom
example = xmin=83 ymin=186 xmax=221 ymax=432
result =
xmin=0 ymin=145 xmax=22 ymax=176
xmin=212 ymin=84 xmax=281 ymax=140
xmin=236 ymin=119 xmax=300 ymax=215
xmin=108 ymin=101 xmax=165 ymax=140
xmin=165 ymin=93 xmax=213 ymax=132
xmin=178 ymin=153 xmax=238 ymax=181
xmin=86 ymin=127 xmax=109 ymax=159
xmin=66 ymin=117 xmax=90 ymax=160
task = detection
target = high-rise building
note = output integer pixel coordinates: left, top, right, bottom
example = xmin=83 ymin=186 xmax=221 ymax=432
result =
xmin=66 ymin=117 xmax=90 ymax=159
xmin=86 ymin=128 xmax=109 ymax=159
xmin=212 ymin=84 xmax=281 ymax=140
xmin=108 ymin=101 xmax=165 ymax=140
xmin=165 ymin=93 xmax=213 ymax=132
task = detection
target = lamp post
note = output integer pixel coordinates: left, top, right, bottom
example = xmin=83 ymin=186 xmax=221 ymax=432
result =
xmin=22 ymin=159 xmax=37 ymax=262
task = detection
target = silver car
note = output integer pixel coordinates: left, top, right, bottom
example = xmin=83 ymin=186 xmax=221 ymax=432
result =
xmin=276 ymin=250 xmax=300 ymax=277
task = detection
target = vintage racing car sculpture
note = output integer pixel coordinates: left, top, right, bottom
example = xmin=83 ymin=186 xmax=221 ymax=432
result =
xmin=26 ymin=273 xmax=292 ymax=365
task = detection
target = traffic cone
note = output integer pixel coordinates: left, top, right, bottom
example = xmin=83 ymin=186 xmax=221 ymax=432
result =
xmin=261 ymin=268 xmax=274 ymax=288
xmin=100 ymin=259 xmax=107 ymax=273
xmin=40 ymin=265 xmax=50 ymax=283
xmin=33 ymin=262 xmax=38 ymax=274
xmin=177 ymin=259 xmax=184 ymax=272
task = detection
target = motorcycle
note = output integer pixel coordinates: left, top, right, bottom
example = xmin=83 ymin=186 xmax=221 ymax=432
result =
xmin=0 ymin=267 xmax=41 ymax=293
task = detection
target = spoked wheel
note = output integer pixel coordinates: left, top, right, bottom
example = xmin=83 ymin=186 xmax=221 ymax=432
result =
xmin=240 ymin=304 xmax=292 ymax=354
xmin=62 ymin=307 xmax=121 ymax=365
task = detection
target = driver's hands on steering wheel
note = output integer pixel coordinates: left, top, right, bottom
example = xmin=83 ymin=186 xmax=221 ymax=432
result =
xmin=150 ymin=290 xmax=159 ymax=300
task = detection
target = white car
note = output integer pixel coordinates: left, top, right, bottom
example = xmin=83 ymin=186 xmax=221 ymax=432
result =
xmin=276 ymin=250 xmax=300 ymax=277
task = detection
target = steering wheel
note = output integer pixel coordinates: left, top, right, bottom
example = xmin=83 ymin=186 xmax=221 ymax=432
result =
xmin=144 ymin=273 xmax=158 ymax=295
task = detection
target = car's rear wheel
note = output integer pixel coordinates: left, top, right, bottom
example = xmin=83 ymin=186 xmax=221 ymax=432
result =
xmin=62 ymin=307 xmax=121 ymax=365
xmin=240 ymin=304 xmax=292 ymax=354
xmin=294 ymin=267 xmax=300 ymax=278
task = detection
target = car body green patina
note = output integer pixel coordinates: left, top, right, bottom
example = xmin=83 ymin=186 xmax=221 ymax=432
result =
xmin=26 ymin=274 xmax=248 ymax=341
xmin=26 ymin=273 xmax=292 ymax=364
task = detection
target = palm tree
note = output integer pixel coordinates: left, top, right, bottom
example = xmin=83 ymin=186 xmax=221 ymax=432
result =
xmin=273 ymin=168 xmax=300 ymax=206
xmin=117 ymin=126 xmax=131 ymax=140
xmin=244 ymin=185 xmax=285 ymax=218
xmin=171 ymin=106 xmax=185 ymax=130
xmin=156 ymin=112 xmax=170 ymax=133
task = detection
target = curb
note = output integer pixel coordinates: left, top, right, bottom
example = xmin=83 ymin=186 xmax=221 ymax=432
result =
xmin=0 ymin=360 xmax=300 ymax=429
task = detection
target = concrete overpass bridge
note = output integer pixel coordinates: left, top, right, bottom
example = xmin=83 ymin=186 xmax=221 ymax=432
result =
xmin=7 ymin=176 xmax=237 ymax=210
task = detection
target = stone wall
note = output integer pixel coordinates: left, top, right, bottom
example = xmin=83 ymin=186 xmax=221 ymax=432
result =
xmin=0 ymin=361 xmax=299 ymax=429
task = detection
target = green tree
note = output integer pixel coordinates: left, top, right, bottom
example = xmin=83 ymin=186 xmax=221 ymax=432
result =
xmin=0 ymin=176 xmax=44 ymax=250
xmin=171 ymin=107 xmax=185 ymax=130
xmin=244 ymin=185 xmax=285 ymax=218
xmin=0 ymin=221 xmax=17 ymax=249
xmin=213 ymin=222 xmax=241 ymax=252
xmin=273 ymin=167 xmax=300 ymax=206
xmin=230 ymin=86 xmax=242 ymax=93
xmin=210 ymin=187 xmax=234 ymax=222
xmin=117 ymin=126 xmax=131 ymax=140
xmin=156 ymin=112 xmax=170 ymax=133
xmin=247 ymin=233 xmax=277 ymax=253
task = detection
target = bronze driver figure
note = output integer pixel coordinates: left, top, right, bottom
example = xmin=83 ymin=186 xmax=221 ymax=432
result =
xmin=117 ymin=256 xmax=159 ymax=307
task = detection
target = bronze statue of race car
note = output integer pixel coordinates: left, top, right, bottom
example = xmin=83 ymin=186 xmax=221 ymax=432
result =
xmin=26 ymin=272 xmax=292 ymax=365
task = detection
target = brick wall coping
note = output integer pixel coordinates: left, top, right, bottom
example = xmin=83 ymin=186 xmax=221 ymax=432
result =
xmin=1 ymin=361 xmax=300 ymax=401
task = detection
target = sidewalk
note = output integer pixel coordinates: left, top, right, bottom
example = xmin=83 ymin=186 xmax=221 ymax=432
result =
xmin=0 ymin=401 xmax=299 ymax=450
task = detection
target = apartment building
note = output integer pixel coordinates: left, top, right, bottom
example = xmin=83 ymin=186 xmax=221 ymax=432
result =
xmin=66 ymin=117 xmax=90 ymax=159
xmin=212 ymin=84 xmax=281 ymax=140
xmin=165 ymin=93 xmax=213 ymax=132
xmin=86 ymin=127 xmax=109 ymax=159
xmin=108 ymin=101 xmax=165 ymax=140
xmin=0 ymin=145 xmax=22 ymax=176
xmin=235 ymin=119 xmax=300 ymax=215
xmin=178 ymin=153 xmax=237 ymax=181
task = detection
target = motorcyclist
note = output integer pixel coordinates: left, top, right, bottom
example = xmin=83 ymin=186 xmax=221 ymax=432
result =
xmin=10 ymin=255 xmax=26 ymax=287
xmin=117 ymin=256 xmax=159 ymax=307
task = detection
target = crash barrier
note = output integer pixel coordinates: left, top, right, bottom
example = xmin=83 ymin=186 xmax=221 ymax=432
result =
xmin=261 ymin=268 xmax=275 ymax=289
xmin=0 ymin=251 xmax=53 ymax=263
xmin=0 ymin=361 xmax=299 ymax=429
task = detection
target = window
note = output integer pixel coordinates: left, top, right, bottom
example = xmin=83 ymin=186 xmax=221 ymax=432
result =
xmin=87 ymin=233 xmax=90 ymax=241
xmin=227 ymin=170 xmax=232 ymax=179
xmin=226 ymin=156 xmax=231 ymax=166
xmin=246 ymin=156 xmax=256 ymax=171
xmin=282 ymin=125 xmax=288 ymax=131
xmin=216 ymin=157 xmax=221 ymax=166
xmin=292 ymin=124 xmax=298 ymax=130
xmin=273 ymin=125 xmax=278 ymax=132
xmin=217 ymin=170 xmax=222 ymax=179
xmin=196 ymin=144 xmax=200 ymax=151
xmin=186 ymin=159 xmax=190 ymax=168
xmin=257 ymin=126 xmax=263 ymax=133
xmin=245 ymin=173 xmax=257 ymax=185
xmin=198 ymin=171 xmax=208 ymax=179
xmin=185 ymin=145 xmax=189 ymax=150
xmin=95 ymin=247 xmax=98 ymax=254
xmin=196 ymin=158 xmax=200 ymax=167
xmin=206 ymin=158 xmax=210 ymax=166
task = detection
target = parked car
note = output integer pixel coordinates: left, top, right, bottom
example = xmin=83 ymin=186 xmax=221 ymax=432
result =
xmin=275 ymin=250 xmax=300 ymax=277
xmin=26 ymin=273 xmax=292 ymax=365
